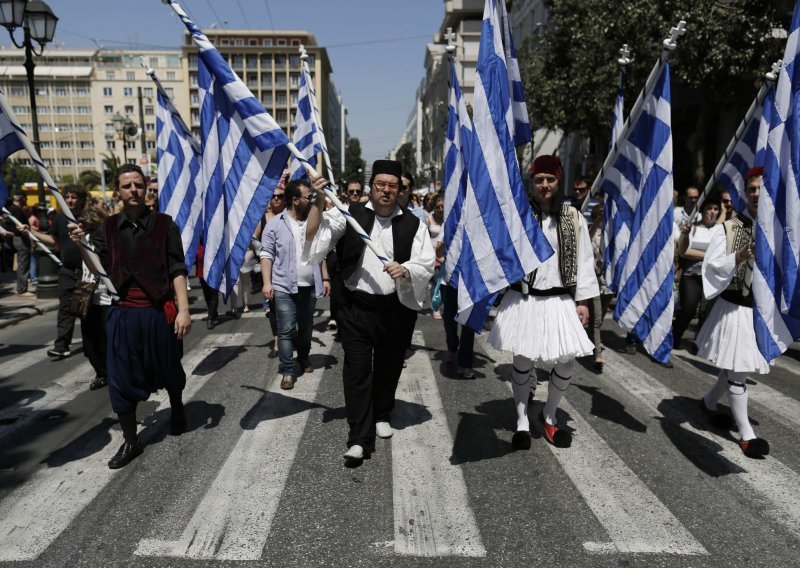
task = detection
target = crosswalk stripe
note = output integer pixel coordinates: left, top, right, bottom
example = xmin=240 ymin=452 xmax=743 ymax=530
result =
xmin=0 ymin=332 xmax=253 ymax=562
xmin=770 ymin=353 xmax=800 ymax=376
xmin=391 ymin=331 xmax=486 ymax=557
xmin=134 ymin=330 xmax=334 ymax=561
xmin=603 ymin=348 xmax=800 ymax=539
xmin=0 ymin=340 xmax=83 ymax=380
xmin=476 ymin=336 xmax=707 ymax=555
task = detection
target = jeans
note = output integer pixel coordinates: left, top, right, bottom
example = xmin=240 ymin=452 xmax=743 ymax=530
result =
xmin=442 ymin=284 xmax=474 ymax=368
xmin=274 ymin=286 xmax=316 ymax=375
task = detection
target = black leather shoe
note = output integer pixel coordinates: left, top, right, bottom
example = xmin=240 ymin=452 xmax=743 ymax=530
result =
xmin=207 ymin=318 xmax=215 ymax=330
xmin=511 ymin=430 xmax=531 ymax=450
xmin=89 ymin=376 xmax=108 ymax=390
xmin=108 ymin=441 xmax=143 ymax=469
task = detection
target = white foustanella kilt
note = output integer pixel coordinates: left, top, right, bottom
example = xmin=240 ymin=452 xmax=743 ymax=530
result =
xmin=488 ymin=290 xmax=594 ymax=365
xmin=695 ymin=298 xmax=770 ymax=374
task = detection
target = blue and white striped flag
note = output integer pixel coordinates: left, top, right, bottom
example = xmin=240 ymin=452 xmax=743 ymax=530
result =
xmin=604 ymin=69 xmax=627 ymax=289
xmin=454 ymin=0 xmax=553 ymax=332
xmin=167 ymin=1 xmax=290 ymax=296
xmin=443 ymin=61 xmax=472 ymax=290
xmin=754 ymin=6 xmax=800 ymax=362
xmin=0 ymin=101 xmax=25 ymax=205
xmin=716 ymin=90 xmax=771 ymax=215
xmin=153 ymin=73 xmax=203 ymax=270
xmin=289 ymin=60 xmax=323 ymax=181
xmin=603 ymin=62 xmax=675 ymax=364
xmin=495 ymin=0 xmax=531 ymax=146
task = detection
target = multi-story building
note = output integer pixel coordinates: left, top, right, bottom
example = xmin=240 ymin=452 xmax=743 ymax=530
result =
xmin=181 ymin=29 xmax=343 ymax=174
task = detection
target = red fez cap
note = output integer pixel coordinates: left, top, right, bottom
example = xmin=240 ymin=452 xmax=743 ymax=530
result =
xmin=530 ymin=155 xmax=563 ymax=181
xmin=746 ymin=166 xmax=764 ymax=180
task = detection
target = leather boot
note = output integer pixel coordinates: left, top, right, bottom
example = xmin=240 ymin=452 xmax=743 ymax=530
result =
xmin=169 ymin=391 xmax=187 ymax=435
xmin=108 ymin=412 xmax=143 ymax=469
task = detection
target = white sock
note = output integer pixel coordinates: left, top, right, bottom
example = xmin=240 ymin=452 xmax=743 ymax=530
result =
xmin=704 ymin=369 xmax=729 ymax=410
xmin=544 ymin=360 xmax=575 ymax=426
xmin=727 ymin=373 xmax=756 ymax=441
xmin=511 ymin=354 xmax=534 ymax=432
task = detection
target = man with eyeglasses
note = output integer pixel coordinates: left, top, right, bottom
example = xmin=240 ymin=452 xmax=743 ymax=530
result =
xmin=720 ymin=190 xmax=735 ymax=222
xmin=260 ymin=180 xmax=326 ymax=390
xmin=305 ymin=160 xmax=435 ymax=462
xmin=345 ymin=179 xmax=364 ymax=207
xmin=675 ymin=185 xmax=700 ymax=230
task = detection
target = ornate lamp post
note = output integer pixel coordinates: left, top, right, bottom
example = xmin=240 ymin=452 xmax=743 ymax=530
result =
xmin=111 ymin=112 xmax=137 ymax=164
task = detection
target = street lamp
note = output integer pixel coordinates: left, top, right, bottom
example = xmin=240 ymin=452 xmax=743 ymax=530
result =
xmin=112 ymin=112 xmax=137 ymax=163
xmin=0 ymin=0 xmax=58 ymax=214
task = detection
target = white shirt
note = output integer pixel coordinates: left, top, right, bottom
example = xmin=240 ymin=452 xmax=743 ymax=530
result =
xmin=702 ymin=223 xmax=754 ymax=300
xmin=303 ymin=202 xmax=435 ymax=310
xmin=531 ymin=212 xmax=599 ymax=302
xmin=291 ymin=217 xmax=315 ymax=286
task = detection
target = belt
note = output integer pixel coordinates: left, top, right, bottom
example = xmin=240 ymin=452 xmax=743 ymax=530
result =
xmin=720 ymin=289 xmax=753 ymax=307
xmin=508 ymin=283 xmax=569 ymax=297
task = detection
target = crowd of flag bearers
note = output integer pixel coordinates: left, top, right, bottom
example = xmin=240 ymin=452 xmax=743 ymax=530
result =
xmin=1 ymin=0 xmax=799 ymax=473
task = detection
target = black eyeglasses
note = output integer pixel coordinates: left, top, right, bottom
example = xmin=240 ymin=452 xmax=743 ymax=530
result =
xmin=347 ymin=190 xmax=362 ymax=196
xmin=271 ymin=193 xmax=285 ymax=200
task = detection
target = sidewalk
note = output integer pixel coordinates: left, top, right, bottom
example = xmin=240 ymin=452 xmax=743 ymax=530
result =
xmin=0 ymin=271 xmax=59 ymax=330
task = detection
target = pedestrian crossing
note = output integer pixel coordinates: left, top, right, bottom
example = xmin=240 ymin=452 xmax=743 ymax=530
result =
xmin=1 ymin=313 xmax=799 ymax=564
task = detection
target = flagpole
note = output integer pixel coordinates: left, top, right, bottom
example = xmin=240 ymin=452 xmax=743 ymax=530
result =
xmin=687 ymin=59 xmax=782 ymax=223
xmin=0 ymin=89 xmax=118 ymax=297
xmin=2 ymin=207 xmax=62 ymax=266
xmin=589 ymin=21 xmax=686 ymax=201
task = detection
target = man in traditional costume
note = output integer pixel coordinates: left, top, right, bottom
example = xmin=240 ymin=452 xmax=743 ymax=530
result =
xmin=695 ymin=167 xmax=770 ymax=458
xmin=488 ymin=155 xmax=598 ymax=450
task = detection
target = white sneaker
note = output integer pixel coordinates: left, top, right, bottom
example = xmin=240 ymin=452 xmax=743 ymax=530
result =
xmin=343 ymin=444 xmax=364 ymax=460
xmin=375 ymin=421 xmax=393 ymax=439
xmin=328 ymin=319 xmax=337 ymax=330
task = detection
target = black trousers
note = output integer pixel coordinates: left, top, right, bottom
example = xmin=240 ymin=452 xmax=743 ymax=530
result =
xmin=338 ymin=289 xmax=417 ymax=452
xmin=329 ymin=271 xmax=344 ymax=323
xmin=82 ymin=303 xmax=108 ymax=378
xmin=55 ymin=268 xmax=80 ymax=351
xmin=673 ymin=274 xmax=702 ymax=346
xmin=200 ymin=278 xmax=219 ymax=319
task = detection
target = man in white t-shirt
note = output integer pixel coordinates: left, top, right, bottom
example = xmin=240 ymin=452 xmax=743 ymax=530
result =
xmin=261 ymin=180 xmax=325 ymax=390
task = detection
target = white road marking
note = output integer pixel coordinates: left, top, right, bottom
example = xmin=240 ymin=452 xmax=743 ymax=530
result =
xmin=0 ymin=340 xmax=83 ymax=379
xmin=477 ymin=337 xmax=707 ymax=555
xmin=392 ymin=331 xmax=486 ymax=557
xmin=605 ymin=349 xmax=800 ymax=539
xmin=0 ymin=332 xmax=253 ymax=562
xmin=135 ymin=330 xmax=334 ymax=561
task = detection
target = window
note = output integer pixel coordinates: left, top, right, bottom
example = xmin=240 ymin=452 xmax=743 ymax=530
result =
xmin=76 ymin=106 xmax=91 ymax=114
xmin=289 ymin=55 xmax=300 ymax=68
xmin=106 ymin=140 xmax=116 ymax=149
xmin=190 ymin=73 xmax=198 ymax=86
xmin=290 ymin=73 xmax=300 ymax=87
xmin=166 ymin=71 xmax=176 ymax=80
xmin=147 ymin=140 xmax=155 ymax=150
xmin=249 ymin=38 xmax=258 ymax=46
xmin=274 ymin=54 xmax=286 ymax=68
xmin=144 ymin=87 xmax=153 ymax=98
xmin=39 ymin=123 xmax=51 ymax=132
xmin=275 ymin=109 xmax=287 ymax=123
xmin=165 ymin=88 xmax=174 ymax=97
xmin=123 ymin=87 xmax=133 ymax=97
xmin=38 ymin=105 xmax=50 ymax=114
xmin=145 ymin=105 xmax=154 ymax=116
xmin=11 ymin=105 xmax=29 ymax=114
xmin=126 ymin=140 xmax=136 ymax=149
xmin=191 ymin=92 xmax=199 ymax=105
xmin=126 ymin=71 xmax=135 ymax=81
xmin=290 ymin=92 xmax=298 ymax=106
xmin=306 ymin=54 xmax=315 ymax=67
xmin=190 ymin=110 xmax=199 ymax=124
xmin=105 ymin=71 xmax=115 ymax=80
xmin=74 ymin=87 xmax=89 ymax=96
xmin=276 ymin=92 xmax=286 ymax=105
xmin=234 ymin=38 xmax=244 ymax=46
xmin=77 ymin=124 xmax=92 ymax=132
xmin=55 ymin=105 xmax=70 ymax=114
xmin=263 ymin=38 xmax=272 ymax=47
xmin=105 ymin=123 xmax=115 ymax=134
xmin=35 ymin=87 xmax=47 ymax=96
xmin=189 ymin=54 xmax=198 ymax=67
xmin=124 ymin=105 xmax=134 ymax=114
xmin=145 ymin=123 xmax=155 ymax=132
xmin=10 ymin=87 xmax=25 ymax=97
xmin=79 ymin=158 xmax=94 ymax=167
xmin=275 ymin=74 xmax=286 ymax=87
xmin=59 ymin=141 xmax=72 ymax=149
xmin=291 ymin=39 xmax=301 ymax=46
xmin=220 ymin=39 xmax=229 ymax=46
xmin=277 ymin=39 xmax=286 ymax=46
xmin=103 ymin=87 xmax=113 ymax=97
xmin=79 ymin=141 xmax=94 ymax=149
xmin=231 ymin=55 xmax=243 ymax=68
xmin=40 ymin=141 xmax=52 ymax=149
xmin=260 ymin=54 xmax=272 ymax=67
xmin=261 ymin=75 xmax=272 ymax=87
xmin=59 ymin=158 xmax=72 ymax=166
xmin=247 ymin=55 xmax=258 ymax=68
xmin=104 ymin=105 xmax=114 ymax=114
xmin=149 ymin=57 xmax=158 ymax=68
xmin=261 ymin=93 xmax=273 ymax=106
xmin=54 ymin=87 xmax=67 ymax=97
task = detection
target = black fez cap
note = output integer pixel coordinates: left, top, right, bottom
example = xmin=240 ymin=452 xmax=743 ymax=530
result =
xmin=370 ymin=159 xmax=403 ymax=184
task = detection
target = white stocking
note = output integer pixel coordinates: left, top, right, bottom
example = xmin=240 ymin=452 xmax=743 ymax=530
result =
xmin=544 ymin=359 xmax=575 ymax=426
xmin=727 ymin=371 xmax=756 ymax=441
xmin=511 ymin=354 xmax=534 ymax=432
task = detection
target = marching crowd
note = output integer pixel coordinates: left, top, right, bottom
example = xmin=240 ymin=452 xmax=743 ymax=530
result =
xmin=1 ymin=154 xmax=772 ymax=469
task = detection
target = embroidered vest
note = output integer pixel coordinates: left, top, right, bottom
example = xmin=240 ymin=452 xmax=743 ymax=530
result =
xmin=105 ymin=212 xmax=172 ymax=304
xmin=519 ymin=203 xmax=581 ymax=297
xmin=336 ymin=203 xmax=420 ymax=282
xmin=722 ymin=216 xmax=753 ymax=294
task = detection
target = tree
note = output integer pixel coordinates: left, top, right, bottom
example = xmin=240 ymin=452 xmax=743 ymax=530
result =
xmin=78 ymin=170 xmax=102 ymax=190
xmin=100 ymin=152 xmax=121 ymax=188
xmin=394 ymin=142 xmax=417 ymax=180
xmin=519 ymin=0 xmax=788 ymax=187
xmin=343 ymin=137 xmax=366 ymax=183
xmin=1 ymin=160 xmax=39 ymax=195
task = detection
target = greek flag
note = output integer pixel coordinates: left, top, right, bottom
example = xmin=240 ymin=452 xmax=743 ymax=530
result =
xmin=289 ymin=59 xmax=323 ymax=180
xmin=454 ymin=0 xmax=553 ymax=331
xmin=716 ymin=90 xmax=772 ymax=215
xmin=495 ymin=0 xmax=531 ymax=146
xmin=0 ymin=102 xmax=25 ymax=205
xmin=443 ymin=61 xmax=472 ymax=289
xmin=603 ymin=62 xmax=675 ymax=364
xmin=167 ymin=1 xmax=290 ymax=296
xmin=754 ymin=7 xmax=800 ymax=362
xmin=604 ymin=70 xmax=627 ymax=289
xmin=153 ymin=73 xmax=203 ymax=270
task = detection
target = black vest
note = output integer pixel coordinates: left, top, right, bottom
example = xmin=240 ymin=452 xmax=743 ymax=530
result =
xmin=336 ymin=203 xmax=420 ymax=281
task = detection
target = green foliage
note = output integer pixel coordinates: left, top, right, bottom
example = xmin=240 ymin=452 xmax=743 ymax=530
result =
xmin=100 ymin=152 xmax=121 ymax=188
xmin=394 ymin=142 xmax=417 ymax=179
xmin=78 ymin=170 xmax=102 ymax=190
xmin=521 ymin=0 xmax=787 ymax=148
xmin=343 ymin=137 xmax=366 ymax=183
xmin=1 ymin=160 xmax=39 ymax=194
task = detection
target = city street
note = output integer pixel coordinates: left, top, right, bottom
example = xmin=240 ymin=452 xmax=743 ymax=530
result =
xmin=1 ymin=285 xmax=800 ymax=567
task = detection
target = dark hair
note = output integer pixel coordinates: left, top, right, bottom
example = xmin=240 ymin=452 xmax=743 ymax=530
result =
xmin=575 ymin=177 xmax=592 ymax=188
xmin=701 ymin=194 xmax=722 ymax=212
xmin=402 ymin=171 xmax=415 ymax=188
xmin=346 ymin=178 xmax=363 ymax=190
xmin=62 ymin=184 xmax=88 ymax=204
xmin=79 ymin=204 xmax=109 ymax=233
xmin=284 ymin=181 xmax=302 ymax=205
xmin=115 ymin=164 xmax=146 ymax=188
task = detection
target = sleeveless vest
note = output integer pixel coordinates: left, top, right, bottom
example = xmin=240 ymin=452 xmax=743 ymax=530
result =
xmin=337 ymin=203 xmax=420 ymax=281
xmin=105 ymin=212 xmax=172 ymax=304
xmin=722 ymin=216 xmax=753 ymax=296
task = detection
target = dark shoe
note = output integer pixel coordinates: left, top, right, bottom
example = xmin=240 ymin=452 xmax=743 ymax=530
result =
xmin=89 ymin=376 xmax=108 ymax=390
xmin=539 ymin=412 xmax=571 ymax=448
xmin=659 ymin=359 xmax=674 ymax=369
xmin=108 ymin=440 xmax=143 ymax=469
xmin=511 ymin=430 xmax=531 ymax=451
xmin=47 ymin=348 xmax=71 ymax=359
xmin=624 ymin=342 xmax=637 ymax=355
xmin=687 ymin=342 xmax=699 ymax=356
xmin=593 ymin=355 xmax=604 ymax=373
xmin=170 ymin=406 xmax=187 ymax=436
xmin=280 ymin=375 xmax=296 ymax=390
xmin=207 ymin=318 xmax=216 ymax=330
xmin=698 ymin=398 xmax=735 ymax=429
xmin=298 ymin=359 xmax=313 ymax=374
xmin=739 ymin=437 xmax=770 ymax=458
xmin=268 ymin=347 xmax=279 ymax=359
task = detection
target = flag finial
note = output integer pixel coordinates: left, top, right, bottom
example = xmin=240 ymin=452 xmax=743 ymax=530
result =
xmin=445 ymin=27 xmax=456 ymax=55
xmin=618 ymin=44 xmax=631 ymax=66
xmin=663 ymin=21 xmax=686 ymax=51
xmin=299 ymin=44 xmax=308 ymax=60
xmin=766 ymin=59 xmax=783 ymax=81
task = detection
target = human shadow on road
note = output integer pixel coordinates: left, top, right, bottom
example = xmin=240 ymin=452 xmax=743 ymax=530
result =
xmin=0 ymin=385 xmax=46 ymax=419
xmin=0 ymin=343 xmax=46 ymax=359
xmin=190 ymin=345 xmax=248 ymax=376
xmin=657 ymin=396 xmax=747 ymax=476
xmin=41 ymin=417 xmax=115 ymax=467
xmin=450 ymin=399 xmax=515 ymax=464
xmin=574 ymin=384 xmax=647 ymax=433
xmin=139 ymin=400 xmax=226 ymax=447
xmin=239 ymin=386 xmax=329 ymax=430
xmin=390 ymin=399 xmax=433 ymax=431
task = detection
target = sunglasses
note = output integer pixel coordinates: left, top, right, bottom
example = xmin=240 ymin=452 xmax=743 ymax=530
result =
xmin=721 ymin=199 xmax=731 ymax=204
xmin=347 ymin=190 xmax=362 ymax=195
xmin=271 ymin=193 xmax=285 ymax=200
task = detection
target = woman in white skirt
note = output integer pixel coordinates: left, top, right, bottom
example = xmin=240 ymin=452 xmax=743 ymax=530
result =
xmin=695 ymin=167 xmax=769 ymax=458
xmin=488 ymin=155 xmax=598 ymax=450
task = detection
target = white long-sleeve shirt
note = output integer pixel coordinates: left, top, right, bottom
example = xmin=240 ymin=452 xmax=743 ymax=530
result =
xmin=303 ymin=202 xmax=435 ymax=310
xmin=701 ymin=224 xmax=746 ymax=300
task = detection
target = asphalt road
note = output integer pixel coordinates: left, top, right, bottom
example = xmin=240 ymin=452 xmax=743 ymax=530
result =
xmin=1 ymin=285 xmax=800 ymax=567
